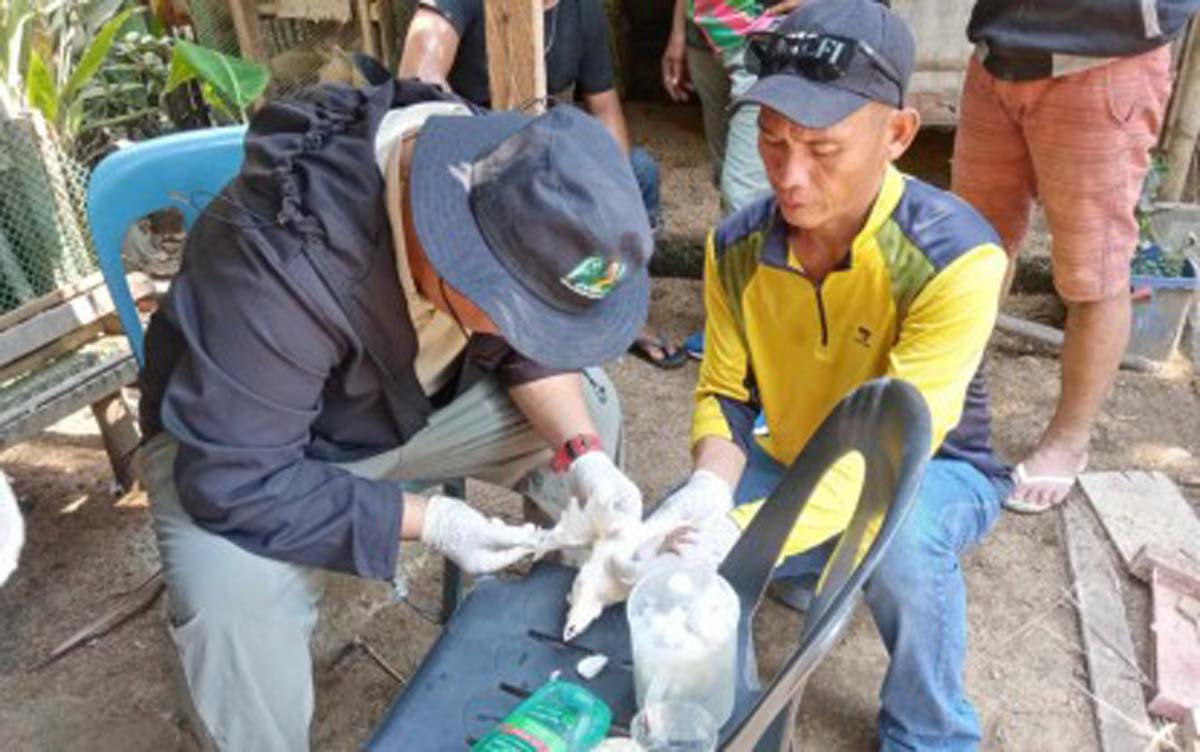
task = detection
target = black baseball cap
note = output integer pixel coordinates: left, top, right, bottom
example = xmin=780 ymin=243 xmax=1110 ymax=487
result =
xmin=409 ymin=106 xmax=652 ymax=369
xmin=736 ymin=0 xmax=915 ymax=129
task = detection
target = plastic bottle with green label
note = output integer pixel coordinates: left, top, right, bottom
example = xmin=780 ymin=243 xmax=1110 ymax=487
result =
xmin=471 ymin=680 xmax=613 ymax=752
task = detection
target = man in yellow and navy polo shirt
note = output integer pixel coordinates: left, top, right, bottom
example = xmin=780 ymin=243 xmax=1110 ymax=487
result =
xmin=642 ymin=1 xmax=1010 ymax=749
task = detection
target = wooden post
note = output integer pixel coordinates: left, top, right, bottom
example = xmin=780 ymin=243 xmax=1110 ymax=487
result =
xmin=485 ymin=0 xmax=546 ymax=111
xmin=356 ymin=0 xmax=380 ymax=59
xmin=1160 ymin=21 xmax=1200 ymax=201
xmin=377 ymin=0 xmax=398 ymax=70
xmin=226 ymin=0 xmax=267 ymax=63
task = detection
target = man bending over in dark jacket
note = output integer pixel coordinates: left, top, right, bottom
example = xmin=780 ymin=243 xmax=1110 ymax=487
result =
xmin=138 ymin=72 xmax=652 ymax=750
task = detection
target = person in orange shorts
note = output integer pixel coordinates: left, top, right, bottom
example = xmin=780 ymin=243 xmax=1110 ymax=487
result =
xmin=952 ymin=1 xmax=1198 ymax=513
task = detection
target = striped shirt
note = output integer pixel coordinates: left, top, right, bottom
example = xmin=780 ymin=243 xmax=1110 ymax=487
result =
xmin=689 ymin=0 xmax=776 ymax=51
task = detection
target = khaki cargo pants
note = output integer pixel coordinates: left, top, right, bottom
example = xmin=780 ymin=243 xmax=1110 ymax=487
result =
xmin=141 ymin=369 xmax=622 ymax=751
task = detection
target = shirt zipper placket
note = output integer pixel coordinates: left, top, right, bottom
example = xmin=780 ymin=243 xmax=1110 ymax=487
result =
xmin=812 ymin=281 xmax=830 ymax=350
xmin=786 ymin=237 xmax=835 ymax=356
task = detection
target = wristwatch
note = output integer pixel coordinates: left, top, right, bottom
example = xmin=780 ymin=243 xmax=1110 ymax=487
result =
xmin=551 ymin=433 xmax=603 ymax=473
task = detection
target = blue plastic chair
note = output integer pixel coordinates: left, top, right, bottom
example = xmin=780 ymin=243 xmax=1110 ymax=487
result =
xmin=86 ymin=125 xmax=248 ymax=366
xmin=368 ymin=377 xmax=931 ymax=750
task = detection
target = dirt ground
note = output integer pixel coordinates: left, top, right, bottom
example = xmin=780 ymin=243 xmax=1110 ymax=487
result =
xmin=2 ymin=103 xmax=1199 ymax=751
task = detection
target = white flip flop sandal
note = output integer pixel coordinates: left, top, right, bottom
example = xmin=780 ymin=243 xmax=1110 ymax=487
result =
xmin=1003 ymin=457 xmax=1087 ymax=515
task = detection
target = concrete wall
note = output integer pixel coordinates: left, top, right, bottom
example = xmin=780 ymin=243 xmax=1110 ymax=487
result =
xmin=893 ymin=0 xmax=975 ymax=127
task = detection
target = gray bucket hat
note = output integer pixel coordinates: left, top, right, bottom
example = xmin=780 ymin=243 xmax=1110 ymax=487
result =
xmin=409 ymin=106 xmax=652 ymax=370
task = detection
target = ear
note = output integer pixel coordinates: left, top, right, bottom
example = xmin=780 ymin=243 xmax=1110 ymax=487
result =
xmin=885 ymin=106 xmax=921 ymax=161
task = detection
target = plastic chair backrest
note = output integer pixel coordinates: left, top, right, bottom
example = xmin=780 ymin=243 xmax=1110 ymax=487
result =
xmin=86 ymin=126 xmax=247 ymax=365
xmin=718 ymin=377 xmax=931 ymax=750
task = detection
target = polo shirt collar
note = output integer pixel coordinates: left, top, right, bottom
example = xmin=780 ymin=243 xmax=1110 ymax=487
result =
xmin=760 ymin=164 xmax=906 ymax=272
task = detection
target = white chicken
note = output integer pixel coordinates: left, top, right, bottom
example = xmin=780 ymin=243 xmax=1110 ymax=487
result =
xmin=538 ymin=497 xmax=687 ymax=641
xmin=0 ymin=472 xmax=23 ymax=587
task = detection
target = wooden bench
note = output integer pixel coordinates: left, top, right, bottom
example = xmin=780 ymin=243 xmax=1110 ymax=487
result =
xmin=0 ymin=273 xmax=156 ymax=489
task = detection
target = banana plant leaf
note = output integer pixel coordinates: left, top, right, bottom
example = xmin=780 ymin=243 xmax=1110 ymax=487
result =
xmin=164 ymin=40 xmax=268 ymax=121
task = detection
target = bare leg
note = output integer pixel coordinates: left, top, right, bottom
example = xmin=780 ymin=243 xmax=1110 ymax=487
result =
xmin=1010 ymin=291 xmax=1129 ymax=509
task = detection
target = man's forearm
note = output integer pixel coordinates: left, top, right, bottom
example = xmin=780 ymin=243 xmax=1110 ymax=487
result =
xmin=692 ymin=435 xmax=747 ymax=490
xmin=400 ymin=492 xmax=427 ymax=540
xmin=672 ymin=0 xmax=687 ymax=34
xmin=508 ymin=372 xmax=598 ymax=449
xmin=397 ymin=8 xmax=460 ymax=85
xmin=583 ymin=91 xmax=632 ymax=154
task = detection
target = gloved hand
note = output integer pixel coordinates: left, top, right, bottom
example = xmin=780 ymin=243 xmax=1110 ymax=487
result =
xmin=644 ymin=469 xmax=734 ymax=535
xmin=605 ymin=470 xmax=740 ymax=585
xmin=606 ymin=512 xmax=742 ymax=587
xmin=419 ymin=495 xmax=541 ymax=575
xmin=668 ymin=513 xmax=742 ymax=569
xmin=568 ymin=452 xmax=643 ymax=533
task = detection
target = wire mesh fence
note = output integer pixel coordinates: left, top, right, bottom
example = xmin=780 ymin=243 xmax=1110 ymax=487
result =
xmin=186 ymin=0 xmax=421 ymax=97
xmin=0 ymin=113 xmax=98 ymax=317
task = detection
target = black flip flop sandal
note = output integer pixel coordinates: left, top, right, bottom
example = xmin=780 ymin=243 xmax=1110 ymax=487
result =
xmin=629 ymin=334 xmax=688 ymax=370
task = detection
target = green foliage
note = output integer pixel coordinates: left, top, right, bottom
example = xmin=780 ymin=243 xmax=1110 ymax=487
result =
xmin=23 ymin=6 xmax=137 ymax=138
xmin=164 ymin=40 xmax=269 ymax=122
xmin=60 ymin=5 xmax=132 ymax=108
xmin=23 ymin=45 xmax=56 ymax=119
xmin=0 ymin=0 xmax=35 ymax=95
xmin=6 ymin=0 xmax=270 ymax=157
xmin=73 ymin=29 xmax=174 ymax=161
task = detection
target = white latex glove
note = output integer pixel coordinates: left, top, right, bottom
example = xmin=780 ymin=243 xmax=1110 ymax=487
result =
xmin=419 ymin=495 xmax=541 ymax=575
xmin=598 ymin=470 xmax=736 ymax=581
xmin=669 ymin=514 xmax=742 ymax=569
xmin=568 ymin=452 xmax=642 ymax=533
xmin=605 ymin=512 xmax=742 ymax=591
xmin=644 ymin=469 xmax=734 ymax=536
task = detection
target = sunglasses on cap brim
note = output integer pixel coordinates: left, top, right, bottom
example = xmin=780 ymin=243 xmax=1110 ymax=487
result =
xmin=746 ymin=31 xmax=904 ymax=107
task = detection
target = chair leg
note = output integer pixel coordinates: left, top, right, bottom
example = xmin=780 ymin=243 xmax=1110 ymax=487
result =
xmin=438 ymin=478 xmax=468 ymax=624
xmin=440 ymin=558 xmax=462 ymax=625
xmin=522 ymin=496 xmax=553 ymax=527
xmin=734 ymin=685 xmax=806 ymax=752
xmin=780 ymin=694 xmax=802 ymax=752
xmin=91 ymin=390 xmax=140 ymax=492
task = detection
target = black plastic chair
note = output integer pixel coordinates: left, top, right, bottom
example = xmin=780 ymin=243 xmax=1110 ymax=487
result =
xmin=366 ymin=377 xmax=931 ymax=750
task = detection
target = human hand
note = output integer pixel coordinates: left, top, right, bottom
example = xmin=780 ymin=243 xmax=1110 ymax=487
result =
xmin=419 ymin=495 xmax=541 ymax=575
xmin=606 ymin=513 xmax=742 ymax=588
xmin=645 ymin=469 xmax=733 ymax=535
xmin=662 ymin=27 xmax=693 ymax=102
xmin=601 ymin=470 xmax=737 ymax=582
xmin=568 ymin=452 xmax=643 ymax=531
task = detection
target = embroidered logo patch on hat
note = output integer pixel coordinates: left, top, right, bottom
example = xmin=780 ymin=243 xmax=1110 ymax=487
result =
xmin=561 ymin=256 xmax=626 ymax=300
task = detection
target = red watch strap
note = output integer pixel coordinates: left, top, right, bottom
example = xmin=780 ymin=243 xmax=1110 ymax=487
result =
xmin=551 ymin=433 xmax=603 ymax=473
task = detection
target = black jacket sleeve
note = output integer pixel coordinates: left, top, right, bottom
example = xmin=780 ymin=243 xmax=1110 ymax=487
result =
xmin=158 ymin=215 xmax=404 ymax=580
